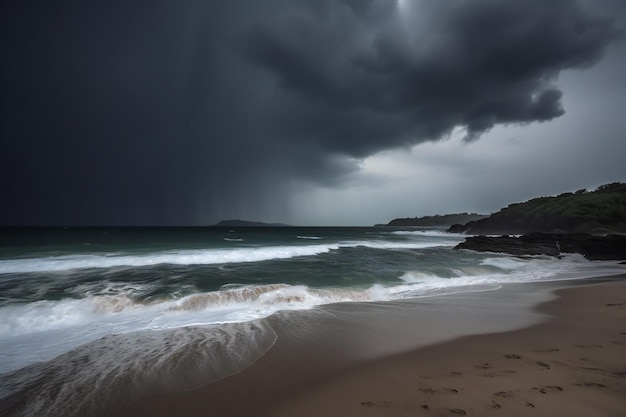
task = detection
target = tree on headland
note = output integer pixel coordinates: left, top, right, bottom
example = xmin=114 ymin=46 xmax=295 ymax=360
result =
xmin=448 ymin=182 xmax=626 ymax=235
xmin=384 ymin=213 xmax=488 ymax=227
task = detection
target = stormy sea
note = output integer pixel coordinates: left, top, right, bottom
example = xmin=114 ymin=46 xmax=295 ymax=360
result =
xmin=0 ymin=227 xmax=623 ymax=416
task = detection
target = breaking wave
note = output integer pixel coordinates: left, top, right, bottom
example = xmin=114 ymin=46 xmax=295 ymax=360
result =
xmin=0 ymin=239 xmax=460 ymax=274
xmin=0 ymin=252 xmax=610 ymax=373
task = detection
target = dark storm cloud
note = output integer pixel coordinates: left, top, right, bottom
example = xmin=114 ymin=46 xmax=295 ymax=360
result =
xmin=243 ymin=0 xmax=619 ymax=146
xmin=0 ymin=0 xmax=621 ymax=225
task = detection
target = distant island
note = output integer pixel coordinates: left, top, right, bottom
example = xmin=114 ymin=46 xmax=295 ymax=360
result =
xmin=380 ymin=213 xmax=488 ymax=227
xmin=447 ymin=182 xmax=626 ymax=235
xmin=213 ymin=220 xmax=290 ymax=227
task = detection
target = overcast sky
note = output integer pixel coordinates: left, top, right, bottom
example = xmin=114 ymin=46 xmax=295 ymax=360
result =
xmin=2 ymin=0 xmax=625 ymax=226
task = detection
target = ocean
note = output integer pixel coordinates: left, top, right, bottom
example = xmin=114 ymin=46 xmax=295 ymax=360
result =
xmin=0 ymin=226 xmax=623 ymax=416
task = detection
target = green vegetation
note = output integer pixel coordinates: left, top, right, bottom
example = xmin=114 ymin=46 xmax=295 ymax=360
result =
xmin=449 ymin=182 xmax=626 ymax=234
xmin=385 ymin=213 xmax=488 ymax=227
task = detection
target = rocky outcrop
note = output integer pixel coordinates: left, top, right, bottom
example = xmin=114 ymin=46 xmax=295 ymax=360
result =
xmin=454 ymin=233 xmax=626 ymax=261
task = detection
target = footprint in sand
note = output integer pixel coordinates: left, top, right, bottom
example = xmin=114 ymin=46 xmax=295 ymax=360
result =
xmin=574 ymin=344 xmax=603 ymax=348
xmin=361 ymin=401 xmax=393 ymax=408
xmin=421 ymin=372 xmax=462 ymax=379
xmin=419 ymin=388 xmax=459 ymax=395
xmin=360 ymin=401 xmax=392 ymax=408
xmin=475 ymin=362 xmax=491 ymax=370
xmin=494 ymin=390 xmax=517 ymax=398
xmin=574 ymin=381 xmax=606 ymax=388
xmin=531 ymin=348 xmax=560 ymax=353
xmin=491 ymin=401 xmax=502 ymax=409
xmin=536 ymin=361 xmax=551 ymax=370
xmin=449 ymin=408 xmax=466 ymax=415
xmin=504 ymin=353 xmax=522 ymax=359
xmin=483 ymin=370 xmax=516 ymax=378
xmin=533 ymin=385 xmax=564 ymax=394
xmin=578 ymin=365 xmax=607 ymax=372
xmin=525 ymin=401 xmax=535 ymax=408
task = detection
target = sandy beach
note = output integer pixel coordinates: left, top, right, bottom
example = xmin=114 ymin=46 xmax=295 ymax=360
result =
xmin=114 ymin=275 xmax=626 ymax=417
xmin=271 ymin=278 xmax=626 ymax=417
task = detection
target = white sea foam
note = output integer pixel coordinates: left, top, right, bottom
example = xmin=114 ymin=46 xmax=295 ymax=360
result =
xmin=391 ymin=230 xmax=466 ymax=238
xmin=480 ymin=257 xmax=527 ymax=270
xmin=0 ymin=245 xmax=337 ymax=274
xmin=398 ymin=253 xmax=620 ymax=295
xmin=0 ymin=283 xmax=375 ymax=373
xmin=398 ymin=271 xmax=444 ymax=283
xmin=1 ymin=247 xmax=622 ymax=375
xmin=0 ymin=254 xmax=606 ymax=339
xmin=0 ymin=284 xmax=371 ymax=340
xmin=0 ymin=239 xmax=457 ymax=274
xmin=339 ymin=240 xmax=458 ymax=251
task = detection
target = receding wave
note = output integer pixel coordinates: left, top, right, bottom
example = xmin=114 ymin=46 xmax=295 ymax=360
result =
xmin=0 ymin=321 xmax=277 ymax=417
xmin=0 ymin=284 xmax=374 ymax=340
xmin=0 ymin=283 xmax=375 ymax=374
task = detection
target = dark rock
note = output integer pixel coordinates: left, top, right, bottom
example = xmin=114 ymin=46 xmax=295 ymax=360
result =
xmin=448 ymin=222 xmax=476 ymax=234
xmin=455 ymin=233 xmax=626 ymax=261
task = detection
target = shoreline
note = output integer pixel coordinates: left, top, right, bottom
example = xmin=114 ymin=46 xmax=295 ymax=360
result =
xmin=270 ymin=277 xmax=626 ymax=417
xmin=114 ymin=275 xmax=626 ymax=417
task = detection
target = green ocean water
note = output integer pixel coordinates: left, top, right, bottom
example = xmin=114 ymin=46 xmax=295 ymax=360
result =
xmin=1 ymin=226 xmax=623 ymax=417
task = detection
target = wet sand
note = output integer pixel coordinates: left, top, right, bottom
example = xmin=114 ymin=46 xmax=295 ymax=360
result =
xmin=115 ymin=277 xmax=626 ymax=417
xmin=271 ymin=278 xmax=626 ymax=417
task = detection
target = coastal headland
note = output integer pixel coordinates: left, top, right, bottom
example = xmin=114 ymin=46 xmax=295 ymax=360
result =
xmin=447 ymin=182 xmax=626 ymax=235
xmin=449 ymin=182 xmax=626 ymax=261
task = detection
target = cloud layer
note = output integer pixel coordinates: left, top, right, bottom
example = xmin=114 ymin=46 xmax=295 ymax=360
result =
xmin=1 ymin=0 xmax=621 ymax=224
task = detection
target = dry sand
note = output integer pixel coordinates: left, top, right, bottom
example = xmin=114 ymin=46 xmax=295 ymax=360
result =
xmin=270 ymin=279 xmax=626 ymax=417
xmin=116 ymin=278 xmax=626 ymax=417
